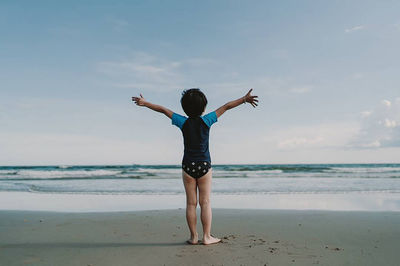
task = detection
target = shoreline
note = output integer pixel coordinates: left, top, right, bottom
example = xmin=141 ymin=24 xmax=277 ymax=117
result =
xmin=1 ymin=209 xmax=399 ymax=265
xmin=1 ymin=191 xmax=400 ymax=212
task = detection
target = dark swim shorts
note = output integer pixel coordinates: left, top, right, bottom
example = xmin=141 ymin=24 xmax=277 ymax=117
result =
xmin=182 ymin=161 xmax=211 ymax=179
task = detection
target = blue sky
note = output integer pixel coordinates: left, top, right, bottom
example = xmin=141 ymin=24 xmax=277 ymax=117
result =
xmin=1 ymin=0 xmax=400 ymax=165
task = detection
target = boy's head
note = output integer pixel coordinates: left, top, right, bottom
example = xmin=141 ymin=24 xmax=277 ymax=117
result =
xmin=181 ymin=88 xmax=208 ymax=117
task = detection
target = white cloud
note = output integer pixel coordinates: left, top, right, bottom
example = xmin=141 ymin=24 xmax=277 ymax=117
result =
xmin=0 ymin=132 xmax=182 ymax=165
xmin=211 ymin=119 xmax=400 ymax=164
xmin=48 ymin=25 xmax=81 ymax=37
xmin=358 ymin=140 xmax=381 ymax=148
xmin=97 ymin=52 xmax=222 ymax=92
xmin=97 ymin=51 xmax=310 ymax=99
xmin=263 ymin=122 xmax=359 ymax=151
xmin=384 ymin=118 xmax=397 ymax=128
xmin=345 ymin=25 xmax=365 ymax=33
xmin=210 ymin=120 xmax=368 ymax=164
xmin=268 ymin=49 xmax=289 ymax=60
xmin=183 ymin=58 xmax=218 ymax=67
xmin=206 ymin=77 xmax=313 ymax=98
xmin=381 ymin=99 xmax=391 ymax=107
xmin=201 ymin=77 xmax=285 ymax=99
xmin=352 ymin=73 xmax=364 ymax=79
xmin=109 ymin=18 xmax=129 ymax=32
xmin=278 ymin=136 xmax=324 ymax=149
xmin=350 ymin=97 xmax=400 ymax=148
xmin=289 ymin=86 xmax=312 ymax=94
xmin=360 ymin=111 xmax=372 ymax=117
xmin=97 ymin=53 xmax=184 ymax=92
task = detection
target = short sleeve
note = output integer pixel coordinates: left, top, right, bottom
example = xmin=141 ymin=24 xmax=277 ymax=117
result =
xmin=201 ymin=111 xmax=218 ymax=128
xmin=171 ymin=113 xmax=187 ymax=130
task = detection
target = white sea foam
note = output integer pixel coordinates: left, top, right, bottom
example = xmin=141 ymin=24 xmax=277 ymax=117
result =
xmin=325 ymin=167 xmax=400 ymax=173
xmin=0 ymin=170 xmax=18 ymax=175
xmin=10 ymin=170 xmax=121 ymax=179
xmin=136 ymin=168 xmax=181 ymax=174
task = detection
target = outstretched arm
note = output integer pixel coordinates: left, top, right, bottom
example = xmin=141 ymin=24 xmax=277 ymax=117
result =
xmin=132 ymin=94 xmax=173 ymax=119
xmin=215 ymin=88 xmax=258 ymax=118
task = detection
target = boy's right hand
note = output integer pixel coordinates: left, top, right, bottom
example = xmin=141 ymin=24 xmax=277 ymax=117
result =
xmin=132 ymin=94 xmax=147 ymax=106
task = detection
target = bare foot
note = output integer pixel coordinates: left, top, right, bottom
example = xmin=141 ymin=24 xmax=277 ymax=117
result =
xmin=187 ymin=233 xmax=199 ymax=245
xmin=202 ymin=235 xmax=221 ymax=245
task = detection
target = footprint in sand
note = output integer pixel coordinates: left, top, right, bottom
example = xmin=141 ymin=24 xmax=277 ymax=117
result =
xmin=247 ymin=237 xmax=268 ymax=248
xmin=221 ymin=234 xmax=237 ymax=243
xmin=325 ymin=246 xmax=343 ymax=251
xmin=268 ymin=247 xmax=278 ymax=253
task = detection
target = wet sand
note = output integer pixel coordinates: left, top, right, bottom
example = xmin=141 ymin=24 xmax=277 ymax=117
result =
xmin=1 ymin=209 xmax=399 ymax=265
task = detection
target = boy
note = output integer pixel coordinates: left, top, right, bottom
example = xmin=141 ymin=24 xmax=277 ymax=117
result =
xmin=132 ymin=88 xmax=258 ymax=245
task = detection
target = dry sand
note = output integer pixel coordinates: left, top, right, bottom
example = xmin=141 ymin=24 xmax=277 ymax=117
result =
xmin=0 ymin=209 xmax=399 ymax=266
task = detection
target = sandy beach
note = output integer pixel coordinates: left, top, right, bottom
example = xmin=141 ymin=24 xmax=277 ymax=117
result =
xmin=1 ymin=209 xmax=399 ymax=266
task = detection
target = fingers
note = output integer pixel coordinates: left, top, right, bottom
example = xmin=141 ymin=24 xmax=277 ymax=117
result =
xmin=244 ymin=89 xmax=258 ymax=108
xmin=249 ymin=94 xmax=258 ymax=107
xmin=132 ymin=96 xmax=142 ymax=106
xmin=250 ymin=95 xmax=258 ymax=107
xmin=249 ymin=93 xmax=258 ymax=107
xmin=132 ymin=98 xmax=141 ymax=104
xmin=132 ymin=94 xmax=144 ymax=105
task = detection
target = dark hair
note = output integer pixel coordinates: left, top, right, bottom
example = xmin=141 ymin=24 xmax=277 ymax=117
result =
xmin=181 ymin=88 xmax=208 ymax=117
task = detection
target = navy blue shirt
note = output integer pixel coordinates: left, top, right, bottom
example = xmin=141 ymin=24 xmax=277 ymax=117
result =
xmin=172 ymin=111 xmax=218 ymax=164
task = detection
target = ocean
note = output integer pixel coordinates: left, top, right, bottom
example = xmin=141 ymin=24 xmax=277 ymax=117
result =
xmin=1 ymin=164 xmax=400 ymax=195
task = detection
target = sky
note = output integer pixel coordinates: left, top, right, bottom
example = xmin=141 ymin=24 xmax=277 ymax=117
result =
xmin=1 ymin=0 xmax=400 ymax=165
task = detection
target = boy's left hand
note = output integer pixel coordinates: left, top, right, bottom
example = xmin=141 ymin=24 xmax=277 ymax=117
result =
xmin=244 ymin=89 xmax=258 ymax=108
xmin=132 ymin=94 xmax=147 ymax=106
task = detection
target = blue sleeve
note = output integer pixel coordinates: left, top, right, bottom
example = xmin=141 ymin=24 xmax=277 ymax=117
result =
xmin=171 ymin=113 xmax=187 ymax=130
xmin=201 ymin=111 xmax=218 ymax=128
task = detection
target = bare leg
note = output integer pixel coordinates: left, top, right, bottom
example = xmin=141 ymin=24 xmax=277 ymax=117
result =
xmin=182 ymin=170 xmax=198 ymax=244
xmin=197 ymin=168 xmax=220 ymax=245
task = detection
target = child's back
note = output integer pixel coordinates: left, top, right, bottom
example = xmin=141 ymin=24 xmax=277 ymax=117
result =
xmin=172 ymin=111 xmax=218 ymax=178
xmin=172 ymin=109 xmax=217 ymax=171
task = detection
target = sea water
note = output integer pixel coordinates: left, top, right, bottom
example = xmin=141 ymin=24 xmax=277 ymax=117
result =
xmin=1 ymin=164 xmax=400 ymax=211
xmin=1 ymin=164 xmax=400 ymax=194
